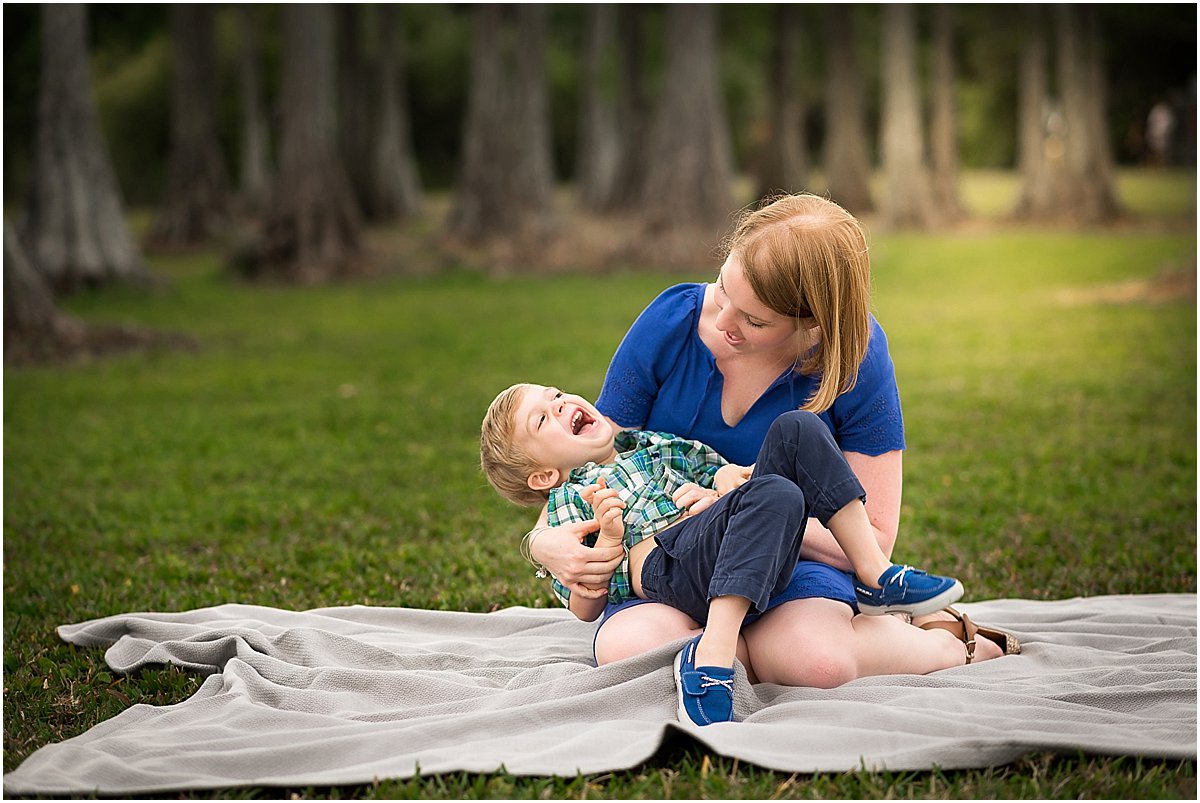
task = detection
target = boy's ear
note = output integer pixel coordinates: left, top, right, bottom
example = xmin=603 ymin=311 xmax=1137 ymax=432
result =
xmin=527 ymin=468 xmax=561 ymax=492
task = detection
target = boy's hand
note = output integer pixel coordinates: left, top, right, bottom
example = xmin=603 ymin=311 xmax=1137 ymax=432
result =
xmin=588 ymin=476 xmax=625 ymax=548
xmin=673 ymin=482 xmax=719 ymax=516
xmin=715 ymin=463 xmax=752 ymax=496
xmin=675 ymin=464 xmax=751 ymax=516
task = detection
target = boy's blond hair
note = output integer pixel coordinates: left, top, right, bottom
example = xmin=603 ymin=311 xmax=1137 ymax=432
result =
xmin=480 ymin=383 xmax=553 ymax=507
xmin=723 ymin=193 xmax=872 ymax=414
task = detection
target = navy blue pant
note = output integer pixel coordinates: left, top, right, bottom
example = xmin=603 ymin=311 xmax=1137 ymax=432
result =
xmin=638 ymin=411 xmax=867 ymax=625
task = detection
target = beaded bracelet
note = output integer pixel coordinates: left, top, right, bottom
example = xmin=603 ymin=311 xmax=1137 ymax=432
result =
xmin=520 ymin=526 xmax=550 ymax=579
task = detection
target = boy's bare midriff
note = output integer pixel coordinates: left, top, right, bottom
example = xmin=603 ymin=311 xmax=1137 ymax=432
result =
xmin=628 ymin=537 xmax=659 ymax=599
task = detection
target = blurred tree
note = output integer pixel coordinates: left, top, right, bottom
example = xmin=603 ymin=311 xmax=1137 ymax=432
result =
xmin=929 ymin=4 xmax=964 ymax=221
xmin=1013 ymin=5 xmax=1056 ymax=217
xmin=1013 ymin=4 xmax=1122 ymax=223
xmin=249 ymin=3 xmax=361 ymax=281
xmin=1055 ymin=3 xmax=1121 ymax=221
xmin=150 ymin=4 xmax=229 ymax=247
xmin=448 ymin=4 xmax=555 ymax=243
xmin=600 ymin=5 xmax=651 ymax=212
xmin=21 ymin=3 xmax=149 ymax=293
xmin=636 ymin=3 xmax=733 ymax=231
xmin=337 ymin=5 xmax=374 ymax=215
xmin=879 ymin=3 xmax=936 ymax=228
xmin=366 ymin=3 xmax=424 ymax=221
xmin=754 ymin=4 xmax=807 ymax=199
xmin=575 ymin=4 xmax=618 ymax=211
xmin=822 ymin=6 xmax=873 ymax=214
xmin=3 ymin=218 xmax=81 ymax=353
xmin=236 ymin=4 xmax=271 ymax=212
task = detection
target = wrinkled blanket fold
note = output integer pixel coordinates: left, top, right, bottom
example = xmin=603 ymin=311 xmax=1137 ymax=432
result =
xmin=4 ymin=593 xmax=1195 ymax=796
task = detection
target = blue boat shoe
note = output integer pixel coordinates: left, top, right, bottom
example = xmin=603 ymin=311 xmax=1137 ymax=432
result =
xmin=854 ymin=564 xmax=964 ymax=617
xmin=673 ymin=635 xmax=735 ymax=726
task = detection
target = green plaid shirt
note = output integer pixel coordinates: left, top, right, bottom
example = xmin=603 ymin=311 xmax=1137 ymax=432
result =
xmin=546 ymin=429 xmax=728 ymax=608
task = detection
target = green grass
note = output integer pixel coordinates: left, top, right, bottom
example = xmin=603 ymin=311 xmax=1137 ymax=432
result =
xmin=4 ymin=171 xmax=1196 ymax=798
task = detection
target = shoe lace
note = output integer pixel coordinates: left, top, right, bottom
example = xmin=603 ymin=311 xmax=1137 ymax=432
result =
xmin=888 ymin=564 xmax=915 ymax=590
xmin=699 ymin=673 xmax=734 ymax=693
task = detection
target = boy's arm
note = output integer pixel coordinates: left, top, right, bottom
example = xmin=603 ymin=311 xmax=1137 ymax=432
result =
xmin=547 ymin=482 xmax=623 ymax=621
xmin=565 ymin=477 xmax=625 ymax=623
xmin=567 ymin=589 xmax=609 ymax=622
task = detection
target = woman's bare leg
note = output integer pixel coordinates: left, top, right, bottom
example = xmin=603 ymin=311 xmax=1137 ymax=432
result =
xmin=742 ymin=598 xmax=982 ymax=688
xmin=593 ymin=602 xmax=757 ymax=681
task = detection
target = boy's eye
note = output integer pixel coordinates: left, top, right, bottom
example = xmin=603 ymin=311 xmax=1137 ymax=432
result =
xmin=537 ymin=414 xmax=545 ymax=430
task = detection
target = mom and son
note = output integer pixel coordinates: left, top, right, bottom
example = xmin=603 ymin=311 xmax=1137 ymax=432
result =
xmin=480 ymin=194 xmax=1020 ymax=727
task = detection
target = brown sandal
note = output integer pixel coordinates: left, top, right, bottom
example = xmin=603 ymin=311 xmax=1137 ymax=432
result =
xmin=919 ymin=606 xmax=1022 ymax=664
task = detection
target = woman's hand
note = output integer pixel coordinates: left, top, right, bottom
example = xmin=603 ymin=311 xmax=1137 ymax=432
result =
xmin=529 ymin=517 xmax=623 ymax=597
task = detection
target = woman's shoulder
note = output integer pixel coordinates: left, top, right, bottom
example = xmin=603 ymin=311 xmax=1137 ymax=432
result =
xmin=826 ymin=313 xmax=904 ymax=453
xmin=621 ymin=283 xmax=706 ymax=345
xmin=860 ymin=314 xmax=896 ymax=372
xmin=638 ymin=282 xmax=706 ymax=322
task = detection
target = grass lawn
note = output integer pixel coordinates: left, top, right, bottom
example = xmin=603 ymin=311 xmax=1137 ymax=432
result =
xmin=4 ymin=170 xmax=1196 ymax=798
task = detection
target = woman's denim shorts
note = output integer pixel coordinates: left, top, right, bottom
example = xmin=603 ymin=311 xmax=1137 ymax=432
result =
xmin=591 ymin=559 xmax=859 ymax=662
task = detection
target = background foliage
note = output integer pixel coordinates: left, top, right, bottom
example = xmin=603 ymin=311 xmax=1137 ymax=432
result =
xmin=3 ymin=3 xmax=1197 ymax=204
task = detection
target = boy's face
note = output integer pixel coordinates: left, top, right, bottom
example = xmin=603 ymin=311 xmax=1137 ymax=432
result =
xmin=514 ymin=385 xmax=618 ymax=490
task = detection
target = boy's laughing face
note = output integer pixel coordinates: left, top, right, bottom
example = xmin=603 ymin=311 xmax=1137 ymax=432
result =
xmin=515 ymin=384 xmax=618 ymax=491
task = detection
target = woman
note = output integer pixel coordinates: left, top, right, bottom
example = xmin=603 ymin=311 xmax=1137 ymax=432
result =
xmin=529 ymin=194 xmax=1017 ymax=685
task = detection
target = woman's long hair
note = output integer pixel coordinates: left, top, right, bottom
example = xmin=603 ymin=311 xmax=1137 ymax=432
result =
xmin=723 ymin=193 xmax=872 ymax=413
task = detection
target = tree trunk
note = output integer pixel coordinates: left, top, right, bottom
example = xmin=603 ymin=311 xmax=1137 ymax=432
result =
xmin=636 ymin=4 xmax=733 ymax=232
xmin=236 ymin=4 xmax=270 ymax=212
xmin=21 ymin=3 xmax=149 ymax=293
xmin=754 ymin=4 xmax=807 ymax=199
xmin=1066 ymin=4 xmax=1121 ymax=221
xmin=366 ymin=4 xmax=423 ymax=221
xmin=1014 ymin=4 xmax=1121 ymax=223
xmin=576 ymin=4 xmax=619 ymax=211
xmin=337 ymin=5 xmax=374 ymax=214
xmin=822 ymin=7 xmax=873 ymax=214
xmin=447 ymin=4 xmax=556 ymax=243
xmin=1013 ymin=5 xmax=1058 ymax=218
xmin=879 ymin=3 xmax=936 ymax=228
xmin=601 ymin=5 xmax=650 ymax=212
xmin=250 ymin=3 xmax=361 ymax=282
xmin=150 ymin=3 xmax=229 ymax=247
xmin=928 ymin=4 xmax=964 ymax=221
xmin=4 ymin=219 xmax=78 ymax=346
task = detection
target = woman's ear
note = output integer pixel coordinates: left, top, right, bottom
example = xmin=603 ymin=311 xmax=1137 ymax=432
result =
xmin=527 ymin=467 xmax=562 ymax=492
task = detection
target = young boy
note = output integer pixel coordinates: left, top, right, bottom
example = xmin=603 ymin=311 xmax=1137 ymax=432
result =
xmin=480 ymin=383 xmax=963 ymax=727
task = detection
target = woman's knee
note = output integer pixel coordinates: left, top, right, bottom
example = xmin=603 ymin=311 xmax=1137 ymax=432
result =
xmin=754 ymin=644 xmax=858 ymax=688
xmin=593 ymin=604 xmax=699 ymax=665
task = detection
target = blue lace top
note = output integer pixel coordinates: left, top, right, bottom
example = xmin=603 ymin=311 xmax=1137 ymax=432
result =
xmin=594 ymin=283 xmax=905 ymax=466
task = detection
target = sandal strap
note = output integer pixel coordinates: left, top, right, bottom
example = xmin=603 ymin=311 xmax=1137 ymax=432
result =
xmin=919 ymin=608 xmax=977 ymax=664
xmin=919 ymin=607 xmax=1022 ymax=658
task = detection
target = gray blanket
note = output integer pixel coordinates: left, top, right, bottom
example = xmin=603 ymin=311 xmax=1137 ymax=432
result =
xmin=4 ymin=593 xmax=1195 ymax=796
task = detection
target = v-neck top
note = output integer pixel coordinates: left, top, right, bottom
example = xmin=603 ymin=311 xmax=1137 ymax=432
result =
xmin=595 ymin=283 xmax=905 ymax=466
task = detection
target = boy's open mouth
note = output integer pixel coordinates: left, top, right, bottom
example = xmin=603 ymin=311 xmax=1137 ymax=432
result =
xmin=570 ymin=408 xmax=595 ymax=435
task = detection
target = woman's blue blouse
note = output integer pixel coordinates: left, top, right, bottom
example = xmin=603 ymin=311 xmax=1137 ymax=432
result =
xmin=595 ymin=283 xmax=905 ymax=466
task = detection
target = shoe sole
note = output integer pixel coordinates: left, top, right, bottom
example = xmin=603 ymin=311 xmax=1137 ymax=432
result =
xmin=673 ymin=647 xmax=689 ymax=724
xmin=857 ymin=579 xmax=964 ymax=617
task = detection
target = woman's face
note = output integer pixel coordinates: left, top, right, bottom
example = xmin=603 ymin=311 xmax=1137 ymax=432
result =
xmin=713 ymin=255 xmax=799 ymax=356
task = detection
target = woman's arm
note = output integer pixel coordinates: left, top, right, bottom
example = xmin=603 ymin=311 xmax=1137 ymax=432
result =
xmin=797 ymin=450 xmax=902 ymax=569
